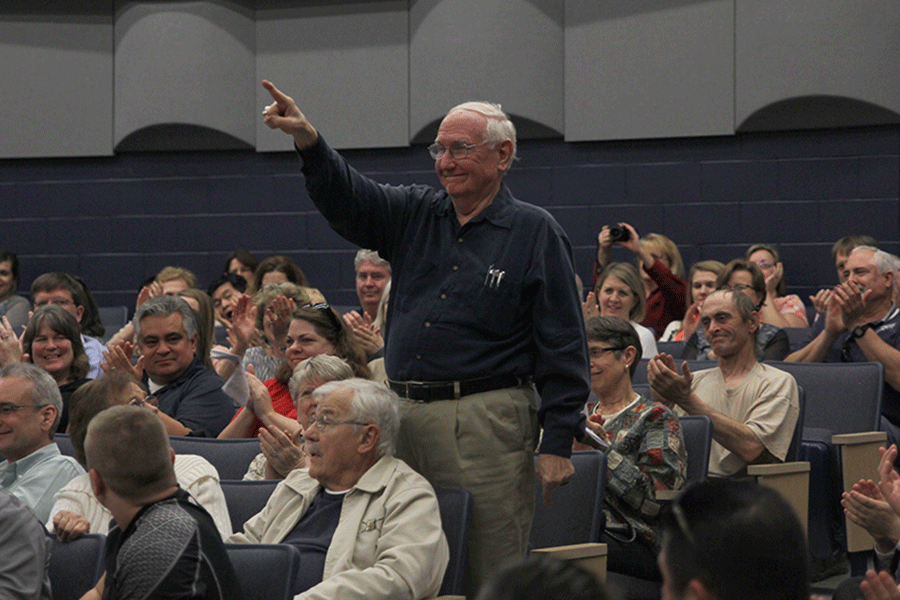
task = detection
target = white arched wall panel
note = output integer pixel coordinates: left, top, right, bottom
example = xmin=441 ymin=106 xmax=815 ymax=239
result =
xmin=255 ymin=1 xmax=409 ymax=152
xmin=735 ymin=0 xmax=900 ymax=131
xmin=564 ymin=0 xmax=734 ymax=141
xmin=114 ymin=1 xmax=255 ymax=150
xmin=409 ymin=0 xmax=564 ymax=144
xmin=0 ymin=1 xmax=113 ymax=158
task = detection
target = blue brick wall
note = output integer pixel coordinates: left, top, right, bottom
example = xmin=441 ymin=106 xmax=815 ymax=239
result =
xmin=1 ymin=126 xmax=897 ymax=315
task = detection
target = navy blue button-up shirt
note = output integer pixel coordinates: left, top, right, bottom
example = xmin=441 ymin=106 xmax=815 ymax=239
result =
xmin=299 ymin=137 xmax=588 ymax=456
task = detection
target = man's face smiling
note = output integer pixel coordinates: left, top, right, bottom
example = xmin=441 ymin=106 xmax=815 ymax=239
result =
xmin=33 ymin=288 xmax=83 ymax=323
xmin=138 ymin=313 xmax=198 ymax=385
xmin=0 ymin=376 xmax=55 ymax=463
xmin=434 ymin=110 xmax=510 ymax=210
xmin=356 ymin=261 xmax=390 ymax=312
xmin=845 ymin=249 xmax=893 ymax=304
xmin=699 ymin=291 xmax=756 ymax=360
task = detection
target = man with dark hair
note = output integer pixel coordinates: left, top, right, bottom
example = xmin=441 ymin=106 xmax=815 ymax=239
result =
xmin=122 ymin=296 xmax=235 ymax=436
xmin=649 ymin=289 xmax=799 ymax=476
xmin=658 ymin=479 xmax=809 ymax=600
xmin=207 ymin=272 xmax=247 ymax=329
xmin=0 ymin=362 xmax=84 ymax=521
xmin=31 ymin=271 xmax=107 ymax=378
xmin=79 ymin=405 xmax=242 ymax=600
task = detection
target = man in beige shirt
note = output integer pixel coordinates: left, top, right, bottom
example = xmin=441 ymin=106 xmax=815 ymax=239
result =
xmin=648 ymin=289 xmax=799 ymax=476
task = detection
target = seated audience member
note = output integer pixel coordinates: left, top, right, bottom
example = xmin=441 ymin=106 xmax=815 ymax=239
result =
xmin=221 ymin=304 xmax=370 ymax=439
xmin=787 ymin=245 xmax=900 ymax=444
xmin=0 ymin=488 xmax=52 ymax=600
xmin=810 ymin=235 xmax=880 ymax=316
xmin=22 ymin=306 xmax=92 ymax=431
xmin=222 ymin=282 xmax=322 ymax=382
xmin=475 ymin=555 xmax=610 ymax=600
xmin=684 ymin=260 xmax=790 ymax=361
xmin=595 ymin=223 xmax=687 ymax=339
xmin=155 ymin=265 xmax=199 ymax=296
xmin=254 ymin=254 xmax=309 ymax=290
xmin=243 ymin=355 xmax=355 ymax=481
xmin=31 ymin=272 xmax=107 ymax=378
xmin=745 ymin=244 xmax=809 ymax=328
xmin=224 ymin=248 xmax=260 ymax=294
xmin=80 ymin=405 xmax=242 ymax=600
xmin=105 ymin=296 xmax=235 ymax=437
xmin=228 ymin=379 xmax=449 ymax=600
xmin=0 ymin=250 xmax=30 ymax=333
xmin=658 ymin=479 xmax=809 ymax=600
xmin=344 ymin=249 xmax=390 ymax=359
xmin=662 ymin=260 xmax=725 ymax=342
xmin=580 ymin=317 xmax=686 ymax=580
xmin=208 ymin=272 xmax=248 ymax=329
xmin=649 ymin=289 xmax=799 ymax=477
xmin=583 ymin=263 xmax=658 ymax=358
xmin=50 ymin=372 xmax=231 ymax=540
xmin=0 ymin=363 xmax=84 ymax=521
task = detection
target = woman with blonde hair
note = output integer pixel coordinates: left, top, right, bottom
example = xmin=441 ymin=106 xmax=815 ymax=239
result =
xmin=583 ymin=263 xmax=658 ymax=358
xmin=595 ymin=223 xmax=687 ymax=339
xmin=661 ymin=260 xmax=725 ymax=342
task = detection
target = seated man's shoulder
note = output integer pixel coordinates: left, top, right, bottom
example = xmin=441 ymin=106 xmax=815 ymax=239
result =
xmin=383 ymin=457 xmax=440 ymax=497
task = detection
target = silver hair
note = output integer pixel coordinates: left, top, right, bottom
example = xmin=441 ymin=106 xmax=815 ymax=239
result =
xmin=288 ymin=355 xmax=355 ymax=401
xmin=852 ymin=245 xmax=896 ymax=292
xmin=134 ymin=295 xmax=198 ymax=341
xmin=313 ymin=378 xmax=399 ymax=458
xmin=446 ymin=101 xmax=518 ymax=163
xmin=0 ymin=362 xmax=64 ymax=437
xmin=354 ymin=249 xmax=391 ymax=274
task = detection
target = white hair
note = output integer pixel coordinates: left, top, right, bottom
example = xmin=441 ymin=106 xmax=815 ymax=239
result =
xmin=852 ymin=245 xmax=895 ymax=292
xmin=313 ymin=379 xmax=399 ymax=458
xmin=446 ymin=101 xmax=518 ymax=162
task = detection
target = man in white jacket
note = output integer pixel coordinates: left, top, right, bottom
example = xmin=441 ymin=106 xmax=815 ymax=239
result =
xmin=228 ymin=378 xmax=449 ymax=600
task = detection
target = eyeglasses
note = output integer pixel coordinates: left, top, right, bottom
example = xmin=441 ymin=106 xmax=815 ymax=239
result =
xmin=34 ymin=298 xmax=74 ymax=308
xmin=428 ymin=141 xmax=489 ymax=160
xmin=588 ymin=346 xmax=627 ymax=359
xmin=753 ymin=261 xmax=775 ymax=270
xmin=302 ymin=303 xmax=344 ymax=333
xmin=0 ymin=402 xmax=48 ymax=417
xmin=307 ymin=413 xmax=370 ymax=432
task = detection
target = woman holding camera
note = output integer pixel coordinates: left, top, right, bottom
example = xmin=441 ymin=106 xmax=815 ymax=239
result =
xmin=594 ymin=223 xmax=687 ymax=339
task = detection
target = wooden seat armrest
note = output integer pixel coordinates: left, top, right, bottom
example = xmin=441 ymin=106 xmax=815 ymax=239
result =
xmin=748 ymin=461 xmax=810 ymax=534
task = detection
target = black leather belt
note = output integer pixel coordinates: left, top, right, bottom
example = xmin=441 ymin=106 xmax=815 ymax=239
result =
xmin=388 ymin=375 xmax=531 ymax=402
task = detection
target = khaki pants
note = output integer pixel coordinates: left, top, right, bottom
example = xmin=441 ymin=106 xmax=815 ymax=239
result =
xmin=395 ymin=385 xmax=539 ymax=594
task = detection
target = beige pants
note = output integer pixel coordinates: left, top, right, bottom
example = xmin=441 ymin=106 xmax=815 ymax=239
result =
xmin=395 ymin=385 xmax=539 ymax=594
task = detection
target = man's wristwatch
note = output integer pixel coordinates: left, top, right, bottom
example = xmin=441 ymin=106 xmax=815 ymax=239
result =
xmin=851 ymin=323 xmax=873 ymax=339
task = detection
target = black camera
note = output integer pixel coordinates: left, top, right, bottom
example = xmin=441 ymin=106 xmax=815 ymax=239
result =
xmin=608 ymin=225 xmax=630 ymax=243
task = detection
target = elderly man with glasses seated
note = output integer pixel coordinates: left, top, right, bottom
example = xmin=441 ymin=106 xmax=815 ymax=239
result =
xmin=0 ymin=362 xmax=84 ymax=522
xmin=228 ymin=378 xmax=448 ymax=600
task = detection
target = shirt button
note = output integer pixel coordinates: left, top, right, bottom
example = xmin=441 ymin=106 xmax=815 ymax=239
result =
xmin=425 ymin=322 xmax=431 ymax=328
xmin=440 ymin=294 xmax=447 ymax=300
xmin=416 ymin=354 xmax=421 ymax=360
xmin=457 ymin=237 xmax=463 ymax=243
xmin=452 ymin=265 xmax=459 ymax=271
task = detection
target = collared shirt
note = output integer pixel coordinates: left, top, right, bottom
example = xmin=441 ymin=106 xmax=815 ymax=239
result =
xmin=0 ymin=443 xmax=85 ymax=522
xmin=142 ymin=356 xmax=235 ymax=437
xmin=81 ymin=335 xmax=107 ymax=379
xmin=299 ymin=137 xmax=589 ymax=456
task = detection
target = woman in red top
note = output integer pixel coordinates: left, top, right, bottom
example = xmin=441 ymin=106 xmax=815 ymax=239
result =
xmin=595 ymin=222 xmax=687 ymax=339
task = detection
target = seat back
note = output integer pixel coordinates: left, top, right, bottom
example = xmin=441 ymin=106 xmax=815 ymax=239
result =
xmin=48 ymin=533 xmax=105 ymax=600
xmin=657 ymin=340 xmax=687 ymax=356
xmin=54 ymin=433 xmax=76 ymax=459
xmin=97 ymin=306 xmax=129 ymax=343
xmin=225 ymin=543 xmax=301 ymax=600
xmin=168 ymin=437 xmax=261 ymax=480
xmin=529 ymin=450 xmax=606 ymax=549
xmin=434 ymin=487 xmax=473 ymax=596
xmin=787 ymin=386 xmax=806 ymax=462
xmin=782 ymin=327 xmax=812 ymax=352
xmin=220 ymin=479 xmax=279 ymax=534
xmin=764 ymin=361 xmax=883 ymax=435
xmin=678 ymin=415 xmax=712 ymax=485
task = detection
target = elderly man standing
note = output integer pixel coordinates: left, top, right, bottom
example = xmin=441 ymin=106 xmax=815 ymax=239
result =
xmin=788 ymin=245 xmax=900 ymax=443
xmin=261 ymin=81 xmax=589 ymax=588
xmin=649 ymin=289 xmax=799 ymax=477
xmin=228 ymin=378 xmax=449 ymax=600
xmin=0 ymin=362 xmax=84 ymax=521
